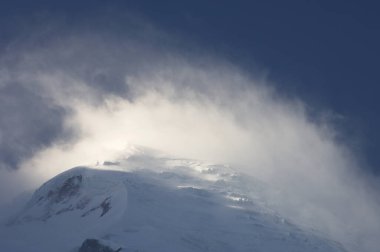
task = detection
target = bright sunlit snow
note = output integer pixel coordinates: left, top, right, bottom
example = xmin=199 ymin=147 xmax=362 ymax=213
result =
xmin=0 ymin=148 xmax=346 ymax=252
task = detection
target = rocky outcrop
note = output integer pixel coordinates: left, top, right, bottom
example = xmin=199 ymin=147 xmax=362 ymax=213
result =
xmin=79 ymin=239 xmax=122 ymax=252
xmin=8 ymin=168 xmax=123 ymax=224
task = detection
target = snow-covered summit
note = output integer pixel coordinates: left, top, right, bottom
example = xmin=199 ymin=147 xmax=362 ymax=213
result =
xmin=0 ymin=151 xmax=346 ymax=252
xmin=9 ymin=167 xmax=126 ymax=225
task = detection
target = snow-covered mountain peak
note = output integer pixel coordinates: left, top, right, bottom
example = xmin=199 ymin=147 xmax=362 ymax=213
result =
xmin=0 ymin=152 xmax=347 ymax=252
xmin=9 ymin=167 xmax=127 ymax=229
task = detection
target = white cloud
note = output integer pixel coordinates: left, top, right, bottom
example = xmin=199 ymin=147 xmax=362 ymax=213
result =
xmin=0 ymin=28 xmax=379 ymax=252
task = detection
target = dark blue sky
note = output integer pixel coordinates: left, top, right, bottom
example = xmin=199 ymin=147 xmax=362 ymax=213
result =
xmin=125 ymin=0 xmax=380 ymax=173
xmin=1 ymin=0 xmax=379 ymax=173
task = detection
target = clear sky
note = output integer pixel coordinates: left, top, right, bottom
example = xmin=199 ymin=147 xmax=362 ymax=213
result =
xmin=0 ymin=0 xmax=379 ymax=174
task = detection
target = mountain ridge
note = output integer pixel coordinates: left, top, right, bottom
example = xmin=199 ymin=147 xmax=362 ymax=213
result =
xmin=0 ymin=152 xmax=347 ymax=252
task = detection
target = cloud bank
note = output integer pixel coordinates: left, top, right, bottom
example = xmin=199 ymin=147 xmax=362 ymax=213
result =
xmin=0 ymin=17 xmax=379 ymax=252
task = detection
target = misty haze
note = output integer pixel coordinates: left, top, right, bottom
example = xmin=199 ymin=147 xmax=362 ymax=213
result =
xmin=0 ymin=1 xmax=379 ymax=252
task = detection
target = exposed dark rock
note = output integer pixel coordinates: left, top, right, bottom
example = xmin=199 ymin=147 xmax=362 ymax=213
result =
xmin=48 ymin=175 xmax=83 ymax=203
xmin=82 ymin=197 xmax=112 ymax=218
xmin=103 ymin=161 xmax=120 ymax=166
xmin=100 ymin=197 xmax=111 ymax=217
xmin=78 ymin=239 xmax=122 ymax=252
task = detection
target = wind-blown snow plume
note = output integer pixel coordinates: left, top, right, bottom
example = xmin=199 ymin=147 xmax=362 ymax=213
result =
xmin=0 ymin=18 xmax=379 ymax=252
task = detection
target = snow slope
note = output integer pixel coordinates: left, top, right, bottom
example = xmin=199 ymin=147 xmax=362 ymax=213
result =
xmin=0 ymin=151 xmax=347 ymax=252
